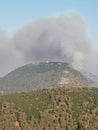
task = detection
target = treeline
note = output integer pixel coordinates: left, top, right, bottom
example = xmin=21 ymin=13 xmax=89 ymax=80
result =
xmin=0 ymin=87 xmax=98 ymax=130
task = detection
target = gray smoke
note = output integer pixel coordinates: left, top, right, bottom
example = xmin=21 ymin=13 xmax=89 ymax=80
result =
xmin=86 ymin=52 xmax=98 ymax=76
xmin=0 ymin=13 xmax=98 ymax=77
xmin=12 ymin=13 xmax=91 ymax=68
xmin=0 ymin=31 xmax=22 ymax=77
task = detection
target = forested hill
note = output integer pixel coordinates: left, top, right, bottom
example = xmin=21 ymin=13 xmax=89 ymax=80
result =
xmin=0 ymin=62 xmax=91 ymax=93
xmin=0 ymin=87 xmax=98 ymax=130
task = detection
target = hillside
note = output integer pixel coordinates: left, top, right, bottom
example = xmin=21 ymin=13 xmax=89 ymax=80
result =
xmin=0 ymin=62 xmax=91 ymax=93
xmin=0 ymin=87 xmax=98 ymax=130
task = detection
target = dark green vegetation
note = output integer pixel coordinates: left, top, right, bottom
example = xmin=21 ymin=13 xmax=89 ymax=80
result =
xmin=0 ymin=87 xmax=98 ymax=130
xmin=0 ymin=62 xmax=91 ymax=93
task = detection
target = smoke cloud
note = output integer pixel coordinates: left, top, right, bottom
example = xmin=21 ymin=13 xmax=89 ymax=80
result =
xmin=0 ymin=31 xmax=22 ymax=77
xmin=86 ymin=52 xmax=98 ymax=76
xmin=0 ymin=13 xmax=98 ymax=77
xmin=12 ymin=13 xmax=91 ymax=69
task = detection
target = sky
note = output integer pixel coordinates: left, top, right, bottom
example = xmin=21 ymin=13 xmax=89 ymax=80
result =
xmin=0 ymin=0 xmax=98 ymax=77
xmin=0 ymin=0 xmax=97 ymax=50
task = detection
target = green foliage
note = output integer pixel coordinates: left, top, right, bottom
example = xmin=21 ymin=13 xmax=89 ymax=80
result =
xmin=0 ymin=86 xmax=98 ymax=129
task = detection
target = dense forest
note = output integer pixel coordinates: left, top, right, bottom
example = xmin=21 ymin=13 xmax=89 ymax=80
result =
xmin=0 ymin=86 xmax=98 ymax=130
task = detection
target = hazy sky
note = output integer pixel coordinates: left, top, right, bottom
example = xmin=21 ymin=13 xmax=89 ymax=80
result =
xmin=0 ymin=0 xmax=98 ymax=50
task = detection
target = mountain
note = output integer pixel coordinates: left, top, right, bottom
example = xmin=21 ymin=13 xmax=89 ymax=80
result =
xmin=81 ymin=70 xmax=98 ymax=86
xmin=0 ymin=87 xmax=98 ymax=129
xmin=0 ymin=62 xmax=92 ymax=93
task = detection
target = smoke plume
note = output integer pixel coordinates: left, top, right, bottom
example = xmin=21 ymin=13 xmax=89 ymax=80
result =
xmin=0 ymin=13 xmax=97 ymax=77
xmin=12 ymin=13 xmax=91 ymax=67
xmin=0 ymin=31 xmax=22 ymax=77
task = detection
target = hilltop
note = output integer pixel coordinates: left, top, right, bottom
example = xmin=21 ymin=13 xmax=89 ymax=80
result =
xmin=0 ymin=62 xmax=91 ymax=93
